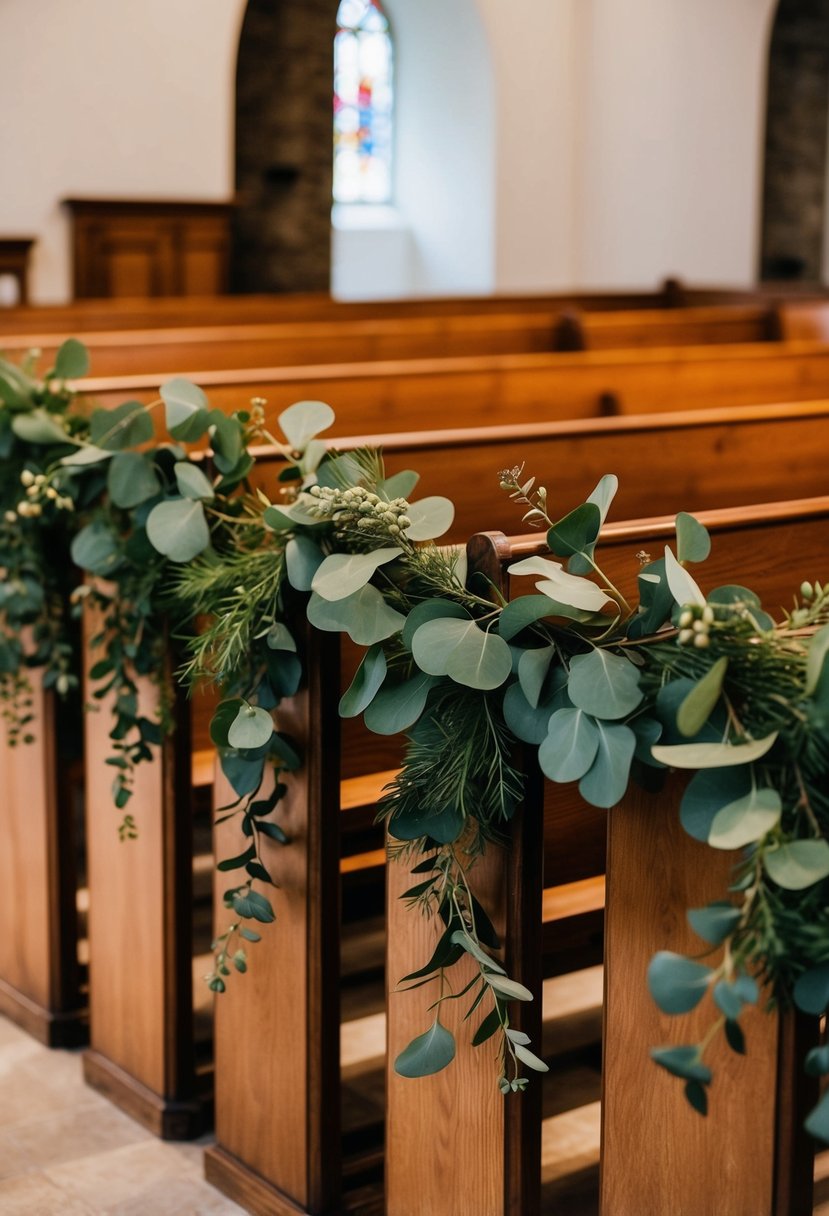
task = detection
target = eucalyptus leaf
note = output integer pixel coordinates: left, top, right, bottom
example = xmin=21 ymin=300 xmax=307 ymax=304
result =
xmin=547 ymin=502 xmax=601 ymax=558
xmin=676 ymin=657 xmax=728 ymax=738
xmin=53 ymin=337 xmax=89 ymax=380
xmin=708 ymin=786 xmax=781 ymax=850
xmin=651 ymin=1045 xmax=712 ymax=1084
xmin=285 ymin=535 xmax=325 ymax=590
xmin=107 ymin=451 xmax=162 ymax=508
xmin=652 ymin=732 xmax=778 ymax=770
xmin=70 ymin=520 xmax=120 ymax=575
xmin=146 ymin=497 xmax=210 ymax=562
xmin=278 ymin=400 xmax=335 ymax=449
xmin=807 ymin=623 xmax=829 ymax=696
xmin=579 ymin=720 xmax=636 ymax=808
xmin=794 ymin=964 xmax=829 ymax=1016
xmin=713 ymin=980 xmax=745 ymax=1020
xmin=160 ymin=377 xmax=209 ymax=434
xmin=567 ymin=648 xmax=642 ymax=719
xmin=514 ymin=1044 xmax=549 ymax=1073
xmin=567 ymin=475 xmax=619 ymax=573
xmin=508 ymin=556 xmax=612 ymax=613
xmin=59 ymin=443 xmax=113 ymax=467
xmin=539 ymin=708 xmax=599 ymax=783
xmin=402 ymin=599 xmax=469 ymax=650
xmin=487 ymin=975 xmax=534 ymax=1002
xmin=364 ymin=670 xmax=439 ymax=735
xmin=412 ymin=617 xmax=512 ymax=691
xmin=90 ymin=400 xmax=154 ymax=451
xmin=227 ymin=704 xmax=274 ymax=750
xmin=687 ymin=902 xmax=741 ymax=946
xmin=307 ymin=585 xmax=405 ymax=646
xmin=174 ymin=461 xmax=215 ymax=501
xmin=680 ymin=766 xmax=751 ymax=842
xmin=403 ymin=495 xmax=455 ymax=541
xmin=312 ymin=547 xmax=401 ymax=601
xmin=394 ymin=1021 xmax=456 ymax=1078
xmin=664 ymin=546 xmax=706 ymax=609
xmin=676 ymin=513 xmax=712 ymax=563
xmin=382 ymin=469 xmax=419 ymax=499
xmin=389 ymin=804 xmax=465 ymax=844
xmin=518 ymin=645 xmax=555 ymax=708
xmin=12 ymin=409 xmax=71 ymax=445
xmin=648 ymin=951 xmax=713 ymax=1014
xmin=764 ymin=840 xmax=829 ymax=890
xmin=498 ymin=594 xmax=595 ymax=640
xmin=339 ymin=644 xmax=387 ymax=717
xmin=265 ymin=622 xmax=296 ymax=652
xmin=805 ymin=1089 xmax=829 ymax=1144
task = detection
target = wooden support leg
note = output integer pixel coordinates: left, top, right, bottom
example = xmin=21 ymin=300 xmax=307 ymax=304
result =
xmin=601 ymin=778 xmax=813 ymax=1216
xmin=82 ymin=611 xmax=199 ymax=1138
xmin=385 ymin=785 xmax=543 ymax=1216
xmin=0 ymin=678 xmax=85 ymax=1045
xmin=205 ymin=632 xmax=342 ymax=1215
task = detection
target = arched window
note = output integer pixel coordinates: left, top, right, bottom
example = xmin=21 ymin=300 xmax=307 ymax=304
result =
xmin=333 ymin=0 xmax=393 ymax=204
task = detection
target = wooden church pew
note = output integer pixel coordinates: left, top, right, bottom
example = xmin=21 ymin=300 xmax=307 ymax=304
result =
xmin=553 ymin=303 xmax=780 ymax=350
xmin=0 ymin=680 xmax=85 ymax=1046
xmin=77 ymin=398 xmax=828 ymax=1148
xmin=385 ymin=499 xmax=826 ymax=1216
xmin=198 ymin=493 xmax=821 ymax=1216
xmin=2 ymin=302 xmax=789 ymax=378
xmin=73 ymin=340 xmax=829 ymax=436
xmin=778 ymin=301 xmax=829 ymax=343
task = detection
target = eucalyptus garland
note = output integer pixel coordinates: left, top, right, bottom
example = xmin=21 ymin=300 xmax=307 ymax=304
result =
xmin=1 ymin=347 xmax=828 ymax=1142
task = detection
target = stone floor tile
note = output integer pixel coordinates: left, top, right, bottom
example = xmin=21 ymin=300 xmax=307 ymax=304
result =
xmin=4 ymin=1100 xmax=150 ymax=1173
xmin=45 ymin=1139 xmax=206 ymax=1209
xmin=0 ymin=1172 xmax=96 ymax=1215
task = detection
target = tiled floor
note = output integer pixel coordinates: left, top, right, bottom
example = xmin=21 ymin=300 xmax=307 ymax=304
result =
xmin=0 ymin=1015 xmax=244 ymax=1216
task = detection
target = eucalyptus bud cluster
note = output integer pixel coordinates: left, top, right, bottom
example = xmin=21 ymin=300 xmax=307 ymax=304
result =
xmin=677 ymin=603 xmax=715 ymax=649
xmin=305 ymin=484 xmax=411 ymax=540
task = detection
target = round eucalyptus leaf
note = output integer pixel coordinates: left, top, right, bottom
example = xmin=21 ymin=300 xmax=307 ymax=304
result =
xmin=805 ymin=1090 xmax=829 ymax=1144
xmin=285 ymin=535 xmax=325 ymax=591
xmin=567 ymin=648 xmax=642 ymax=719
xmin=687 ymin=902 xmax=741 ymax=946
xmin=503 ymin=681 xmax=555 ymax=746
xmin=381 ymin=469 xmax=419 ymax=499
xmin=402 ymin=598 xmax=468 ymax=650
xmin=363 ymin=670 xmax=439 ymax=736
xmin=412 ymin=616 xmax=512 ymax=691
xmin=265 ymin=622 xmax=297 ymax=652
xmin=174 ymin=461 xmax=215 ymax=501
xmin=679 ymin=766 xmax=751 ymax=841
xmin=708 ymin=786 xmax=781 ymax=850
xmin=107 ymin=451 xmax=162 ymax=508
xmin=312 ymin=547 xmax=401 ymax=601
xmin=508 ymin=555 xmax=612 ymax=613
xmin=394 ymin=1021 xmax=456 ymax=1079
xmin=547 ymin=501 xmax=601 ymax=558
xmin=160 ymin=377 xmax=209 ymax=433
xmin=764 ymin=839 xmax=829 ymax=890
xmin=53 ymin=338 xmax=90 ymax=380
xmin=676 ymin=512 xmax=711 ymax=564
xmin=90 ymin=400 xmax=154 ymax=451
xmin=402 ymin=495 xmax=455 ymax=542
xmin=70 ymin=520 xmax=120 ymax=575
xmin=307 ymin=585 xmax=406 ymax=646
xmin=539 ymin=708 xmax=600 ymax=783
xmin=647 ymin=951 xmax=713 ymax=1015
xmin=227 ymin=703 xmax=274 ymax=750
xmin=389 ymin=803 xmax=465 ymax=844
xmin=794 ymin=965 xmax=829 ymax=1016
xmin=146 ymin=497 xmax=210 ymax=562
xmin=578 ymin=720 xmax=635 ymax=808
xmin=210 ymin=698 xmax=245 ymax=748
xmin=518 ymin=645 xmax=555 ymax=709
xmin=278 ymin=400 xmax=335 ymax=450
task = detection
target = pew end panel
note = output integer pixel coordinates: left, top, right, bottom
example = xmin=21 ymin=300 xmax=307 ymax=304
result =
xmin=82 ymin=602 xmax=201 ymax=1138
xmin=0 ymin=676 xmax=85 ymax=1045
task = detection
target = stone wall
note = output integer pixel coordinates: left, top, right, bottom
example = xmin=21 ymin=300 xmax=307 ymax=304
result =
xmin=761 ymin=0 xmax=829 ymax=281
xmin=233 ymin=0 xmax=338 ymax=293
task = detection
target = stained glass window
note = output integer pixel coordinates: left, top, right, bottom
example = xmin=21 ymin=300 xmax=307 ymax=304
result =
xmin=333 ymin=0 xmax=393 ymax=204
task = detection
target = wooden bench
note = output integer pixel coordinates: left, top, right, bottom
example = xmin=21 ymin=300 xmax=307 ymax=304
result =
xmin=78 ymin=392 xmax=829 ymax=1148
xmin=779 ymin=301 xmax=829 ymax=343
xmin=200 ymin=495 xmax=826 ymax=1215
xmin=72 ymin=341 xmax=829 ymax=436
xmin=2 ymin=303 xmax=792 ymax=377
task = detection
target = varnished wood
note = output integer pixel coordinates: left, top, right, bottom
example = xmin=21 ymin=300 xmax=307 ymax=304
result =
xmin=206 ymin=627 xmax=342 ymax=1213
xmin=63 ymin=198 xmax=235 ymax=299
xmin=0 ymin=677 xmax=84 ymax=1045
xmin=600 ymin=777 xmax=781 ymax=1216
xmin=72 ymin=342 xmax=829 ymax=441
xmin=82 ymin=601 xmax=199 ymax=1136
xmin=0 ymin=237 xmax=35 ymax=306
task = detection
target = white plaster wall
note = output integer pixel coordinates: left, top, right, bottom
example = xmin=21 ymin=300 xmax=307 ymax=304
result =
xmin=0 ymin=0 xmax=246 ymax=303
xmin=0 ymin=0 xmax=782 ymax=302
xmin=573 ymin=0 xmax=778 ymax=289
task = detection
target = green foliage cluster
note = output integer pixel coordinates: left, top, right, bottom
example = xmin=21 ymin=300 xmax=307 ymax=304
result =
xmin=1 ymin=343 xmax=828 ymax=1142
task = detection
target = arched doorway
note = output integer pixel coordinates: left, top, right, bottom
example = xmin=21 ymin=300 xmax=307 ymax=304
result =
xmin=760 ymin=0 xmax=829 ymax=281
xmin=233 ymin=0 xmax=339 ymax=293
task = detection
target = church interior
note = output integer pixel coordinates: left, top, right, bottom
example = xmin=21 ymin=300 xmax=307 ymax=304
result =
xmin=1 ymin=2 xmax=829 ymax=1213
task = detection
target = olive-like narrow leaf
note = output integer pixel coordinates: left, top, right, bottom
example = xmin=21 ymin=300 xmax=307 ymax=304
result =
xmin=339 ymin=644 xmax=387 ymax=717
xmin=664 ymin=546 xmax=706 ymax=608
xmin=652 ymin=732 xmax=778 ymax=770
xmin=676 ymin=657 xmax=728 ymax=738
